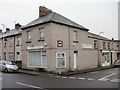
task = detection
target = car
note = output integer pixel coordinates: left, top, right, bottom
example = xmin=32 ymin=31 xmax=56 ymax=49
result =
xmin=0 ymin=60 xmax=19 ymax=73
xmin=114 ymin=59 xmax=120 ymax=67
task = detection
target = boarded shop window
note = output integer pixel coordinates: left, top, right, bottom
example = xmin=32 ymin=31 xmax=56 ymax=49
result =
xmin=28 ymin=51 xmax=47 ymax=68
xmin=56 ymin=52 xmax=66 ymax=68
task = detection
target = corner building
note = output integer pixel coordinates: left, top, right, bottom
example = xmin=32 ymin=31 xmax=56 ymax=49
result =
xmin=21 ymin=6 xmax=119 ymax=73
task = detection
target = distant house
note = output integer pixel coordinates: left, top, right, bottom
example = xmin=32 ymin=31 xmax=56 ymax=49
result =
xmin=0 ymin=24 xmax=22 ymax=67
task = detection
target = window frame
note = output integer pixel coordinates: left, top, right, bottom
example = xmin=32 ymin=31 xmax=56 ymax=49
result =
xmin=16 ymin=36 xmax=21 ymax=46
xmin=56 ymin=52 xmax=66 ymax=68
xmin=38 ymin=27 xmax=45 ymax=41
xmin=103 ymin=42 xmax=106 ymax=49
xmin=26 ymin=30 xmax=31 ymax=42
xmin=28 ymin=51 xmax=47 ymax=68
xmin=9 ymin=39 xmax=13 ymax=47
xmin=73 ymin=30 xmax=78 ymax=42
xmin=94 ymin=40 xmax=97 ymax=49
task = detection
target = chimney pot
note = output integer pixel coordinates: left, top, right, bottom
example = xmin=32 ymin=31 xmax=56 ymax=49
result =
xmin=15 ymin=23 xmax=21 ymax=29
xmin=6 ymin=28 xmax=10 ymax=32
xmin=39 ymin=6 xmax=53 ymax=17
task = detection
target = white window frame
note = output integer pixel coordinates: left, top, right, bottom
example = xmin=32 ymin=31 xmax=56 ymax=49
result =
xmin=39 ymin=28 xmax=45 ymax=40
xmin=28 ymin=51 xmax=47 ymax=68
xmin=56 ymin=52 xmax=66 ymax=68
xmin=10 ymin=39 xmax=13 ymax=47
xmin=26 ymin=30 xmax=31 ymax=42
xmin=73 ymin=31 xmax=78 ymax=41
xmin=16 ymin=36 xmax=21 ymax=46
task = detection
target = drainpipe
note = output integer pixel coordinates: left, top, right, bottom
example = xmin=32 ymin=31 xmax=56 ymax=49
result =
xmin=68 ymin=26 xmax=71 ymax=71
xmin=13 ymin=36 xmax=15 ymax=61
xmin=98 ymin=32 xmax=104 ymax=67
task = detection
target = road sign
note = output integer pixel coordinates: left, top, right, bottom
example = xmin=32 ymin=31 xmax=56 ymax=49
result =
xmin=57 ymin=40 xmax=63 ymax=48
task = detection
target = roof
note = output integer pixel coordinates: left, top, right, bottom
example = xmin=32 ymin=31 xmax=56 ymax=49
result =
xmin=0 ymin=28 xmax=22 ymax=38
xmin=22 ymin=12 xmax=89 ymax=31
xmin=88 ymin=32 xmax=111 ymax=41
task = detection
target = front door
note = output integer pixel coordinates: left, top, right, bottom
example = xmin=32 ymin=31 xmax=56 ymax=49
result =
xmin=73 ymin=51 xmax=77 ymax=69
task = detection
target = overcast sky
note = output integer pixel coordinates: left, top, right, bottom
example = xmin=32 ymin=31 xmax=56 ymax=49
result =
xmin=0 ymin=0 xmax=119 ymax=39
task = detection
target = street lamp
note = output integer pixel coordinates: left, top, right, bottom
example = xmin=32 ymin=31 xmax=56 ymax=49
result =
xmin=98 ymin=32 xmax=104 ymax=67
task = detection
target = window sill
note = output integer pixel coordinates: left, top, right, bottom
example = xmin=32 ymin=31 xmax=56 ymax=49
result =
xmin=73 ymin=41 xmax=78 ymax=43
xmin=26 ymin=41 xmax=31 ymax=43
xmin=38 ymin=39 xmax=45 ymax=42
xmin=16 ymin=45 xmax=20 ymax=46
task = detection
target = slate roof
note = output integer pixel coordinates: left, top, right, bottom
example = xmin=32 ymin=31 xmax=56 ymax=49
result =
xmin=88 ymin=32 xmax=111 ymax=41
xmin=22 ymin=12 xmax=89 ymax=31
xmin=0 ymin=28 xmax=22 ymax=38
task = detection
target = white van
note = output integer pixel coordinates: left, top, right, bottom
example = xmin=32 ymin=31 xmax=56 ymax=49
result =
xmin=0 ymin=60 xmax=19 ymax=73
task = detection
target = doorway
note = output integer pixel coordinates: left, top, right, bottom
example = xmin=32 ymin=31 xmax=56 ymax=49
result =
xmin=73 ymin=51 xmax=78 ymax=69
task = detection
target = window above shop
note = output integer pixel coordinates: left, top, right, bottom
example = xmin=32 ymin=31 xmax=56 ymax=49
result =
xmin=38 ymin=27 xmax=45 ymax=41
xmin=26 ymin=30 xmax=31 ymax=43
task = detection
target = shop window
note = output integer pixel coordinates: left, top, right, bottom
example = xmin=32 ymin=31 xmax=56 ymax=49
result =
xmin=56 ymin=52 xmax=66 ymax=68
xmin=28 ymin=51 xmax=47 ymax=68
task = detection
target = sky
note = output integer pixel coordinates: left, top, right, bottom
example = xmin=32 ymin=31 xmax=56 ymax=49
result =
xmin=0 ymin=0 xmax=119 ymax=40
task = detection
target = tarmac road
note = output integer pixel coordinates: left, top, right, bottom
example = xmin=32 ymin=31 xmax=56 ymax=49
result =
xmin=1 ymin=67 xmax=120 ymax=90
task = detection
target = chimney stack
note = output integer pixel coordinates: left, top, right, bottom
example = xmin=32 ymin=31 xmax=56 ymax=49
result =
xmin=15 ymin=23 xmax=21 ymax=29
xmin=6 ymin=28 xmax=10 ymax=32
xmin=39 ymin=6 xmax=53 ymax=17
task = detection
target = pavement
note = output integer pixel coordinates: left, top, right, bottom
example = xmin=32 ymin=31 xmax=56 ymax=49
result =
xmin=19 ymin=65 xmax=114 ymax=76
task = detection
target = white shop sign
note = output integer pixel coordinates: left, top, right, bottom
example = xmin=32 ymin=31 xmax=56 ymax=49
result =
xmin=27 ymin=45 xmax=43 ymax=49
xmin=82 ymin=44 xmax=92 ymax=49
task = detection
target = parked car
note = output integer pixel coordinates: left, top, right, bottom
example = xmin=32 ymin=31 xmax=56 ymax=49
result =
xmin=0 ymin=60 xmax=19 ymax=73
xmin=114 ymin=59 xmax=120 ymax=67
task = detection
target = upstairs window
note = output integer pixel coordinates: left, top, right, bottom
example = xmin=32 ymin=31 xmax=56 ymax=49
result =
xmin=16 ymin=36 xmax=21 ymax=46
xmin=39 ymin=28 xmax=45 ymax=41
xmin=26 ymin=30 xmax=31 ymax=42
xmin=4 ymin=39 xmax=7 ymax=48
xmin=73 ymin=31 xmax=78 ymax=43
xmin=9 ymin=39 xmax=13 ymax=47
xmin=108 ymin=43 xmax=110 ymax=50
xmin=103 ymin=42 xmax=106 ymax=49
xmin=94 ymin=40 xmax=97 ymax=49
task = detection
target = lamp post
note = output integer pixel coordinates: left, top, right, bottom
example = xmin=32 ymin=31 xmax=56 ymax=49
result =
xmin=0 ymin=23 xmax=5 ymax=60
xmin=98 ymin=32 xmax=104 ymax=67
